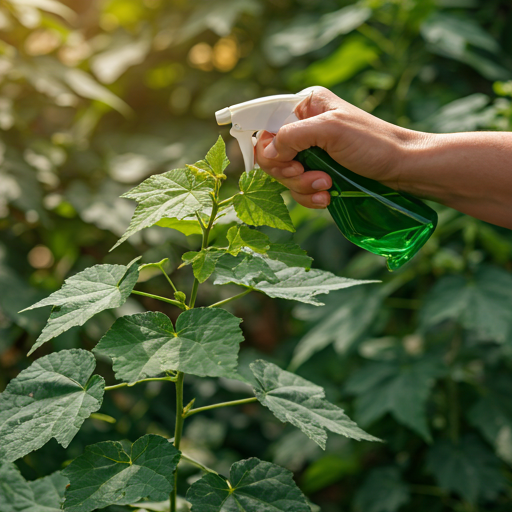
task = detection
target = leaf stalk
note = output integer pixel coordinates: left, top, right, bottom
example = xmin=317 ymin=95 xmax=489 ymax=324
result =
xmin=208 ymin=289 xmax=252 ymax=308
xmin=184 ymin=396 xmax=258 ymax=418
xmin=131 ymin=290 xmax=187 ymax=310
xmin=104 ymin=376 xmax=175 ymax=391
xmin=180 ymin=452 xmax=219 ymax=475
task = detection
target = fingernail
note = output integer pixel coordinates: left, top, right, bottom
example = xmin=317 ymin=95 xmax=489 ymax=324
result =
xmin=312 ymin=193 xmax=328 ymax=206
xmin=282 ymin=166 xmax=302 ymax=178
xmin=312 ymin=178 xmax=329 ymax=190
xmin=263 ymin=140 xmax=278 ymax=159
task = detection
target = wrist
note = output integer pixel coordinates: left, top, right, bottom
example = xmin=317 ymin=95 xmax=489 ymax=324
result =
xmin=394 ymin=129 xmax=440 ymax=199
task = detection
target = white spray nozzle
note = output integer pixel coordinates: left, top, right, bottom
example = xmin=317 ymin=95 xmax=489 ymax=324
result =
xmin=215 ymin=89 xmax=314 ymax=173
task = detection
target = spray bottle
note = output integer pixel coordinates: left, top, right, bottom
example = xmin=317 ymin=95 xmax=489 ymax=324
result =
xmin=215 ymin=89 xmax=437 ymax=271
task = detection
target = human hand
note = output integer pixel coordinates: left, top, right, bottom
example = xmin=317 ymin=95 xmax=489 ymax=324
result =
xmin=254 ymin=86 xmax=417 ymax=209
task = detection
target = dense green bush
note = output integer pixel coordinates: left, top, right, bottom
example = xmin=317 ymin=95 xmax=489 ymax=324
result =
xmin=1 ymin=0 xmax=512 ymax=511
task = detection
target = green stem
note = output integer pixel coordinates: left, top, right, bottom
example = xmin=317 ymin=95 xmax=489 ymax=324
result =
xmin=189 ymin=190 xmax=219 ymax=309
xmin=185 ymin=396 xmax=258 ymax=418
xmin=132 ymin=290 xmax=186 ymax=310
xmin=181 ymin=452 xmax=218 ymax=475
xmin=188 ymin=279 xmax=200 ymax=309
xmin=217 ymin=196 xmax=234 ymax=209
xmin=208 ymin=289 xmax=252 ymax=308
xmin=446 ymin=328 xmax=462 ymax=444
xmin=105 ymin=376 xmax=175 ymax=391
xmin=158 ymin=264 xmax=178 ymax=293
xmin=171 ymin=372 xmax=185 ymax=512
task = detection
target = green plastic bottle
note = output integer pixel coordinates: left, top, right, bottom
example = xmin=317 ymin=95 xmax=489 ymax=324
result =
xmin=295 ymin=147 xmax=438 ymax=271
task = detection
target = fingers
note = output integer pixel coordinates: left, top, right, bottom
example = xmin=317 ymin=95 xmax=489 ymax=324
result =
xmin=290 ymin=189 xmax=331 ymax=209
xmin=257 ymin=86 xmax=345 ymax=163
xmin=262 ymin=115 xmax=326 ymax=162
xmin=255 ymin=130 xmax=332 ymax=209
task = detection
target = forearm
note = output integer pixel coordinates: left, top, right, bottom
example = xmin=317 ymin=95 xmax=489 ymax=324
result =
xmin=397 ymin=131 xmax=512 ymax=229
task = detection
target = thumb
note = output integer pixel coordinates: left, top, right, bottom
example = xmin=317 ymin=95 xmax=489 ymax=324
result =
xmin=295 ymin=86 xmax=340 ymax=120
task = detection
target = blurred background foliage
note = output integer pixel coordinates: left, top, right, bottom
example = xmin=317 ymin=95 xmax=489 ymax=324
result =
xmin=1 ymin=0 xmax=512 ymax=510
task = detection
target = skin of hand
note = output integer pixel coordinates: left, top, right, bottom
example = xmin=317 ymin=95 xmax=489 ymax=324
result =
xmin=254 ymin=86 xmax=512 ymax=230
xmin=254 ymin=86 xmax=418 ymax=209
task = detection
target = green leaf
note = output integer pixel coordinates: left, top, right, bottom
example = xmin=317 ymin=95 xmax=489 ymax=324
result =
xmin=226 ymin=225 xmax=270 ymax=256
xmin=0 ymin=349 xmax=104 ymax=463
xmin=205 ymin=135 xmax=229 ymax=176
xmin=301 ymin=454 xmax=359 ymax=494
xmin=214 ymin=253 xmax=278 ymax=287
xmin=345 ymin=356 xmax=446 ymax=441
xmin=234 ymin=169 xmax=295 ymax=232
xmin=468 ymin=375 xmax=512 ymax=464
xmin=421 ymin=265 xmax=512 ymax=342
xmin=128 ymin=499 xmax=190 ymax=511
xmin=112 ymin=166 xmax=215 ymax=249
xmin=20 ymin=258 xmax=140 ymax=354
xmin=214 ymin=252 xmax=374 ymax=305
xmin=426 ymin=435 xmax=506 ymax=503
xmin=186 ymin=457 xmax=310 ymax=512
xmin=290 ymin=286 xmax=382 ymax=369
xmin=300 ymin=34 xmax=379 ymax=87
xmin=156 ymin=217 xmax=203 ymax=236
xmin=266 ymin=241 xmax=312 ymax=269
xmin=354 ymin=467 xmax=410 ymax=512
xmin=94 ymin=308 xmax=244 ymax=382
xmin=0 ymin=463 xmax=68 ymax=512
xmin=63 ymin=434 xmax=181 ymax=512
xmin=181 ymin=249 xmax=226 ymax=283
xmin=250 ymin=360 xmax=378 ymax=449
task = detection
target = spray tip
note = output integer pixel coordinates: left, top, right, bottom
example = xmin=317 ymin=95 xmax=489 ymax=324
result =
xmin=215 ymin=107 xmax=231 ymax=125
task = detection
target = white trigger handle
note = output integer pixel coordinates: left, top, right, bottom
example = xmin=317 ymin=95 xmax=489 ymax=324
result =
xmin=230 ymin=126 xmax=258 ymax=174
xmin=216 ymin=90 xmax=313 ymax=173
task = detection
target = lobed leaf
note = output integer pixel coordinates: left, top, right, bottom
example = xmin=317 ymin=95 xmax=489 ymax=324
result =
xmin=226 ymin=225 xmax=270 ymax=256
xmin=214 ymin=252 xmax=374 ymax=305
xmin=181 ymin=248 xmax=226 ymax=283
xmin=421 ymin=265 xmax=512 ymax=343
xmin=426 ymin=435 xmax=506 ymax=503
xmin=156 ymin=217 xmax=203 ymax=236
xmin=0 ymin=349 xmax=104 ymax=463
xmin=250 ymin=360 xmax=378 ymax=449
xmin=204 ymin=135 xmax=230 ymax=176
xmin=0 ymin=463 xmax=68 ymax=512
xmin=63 ymin=434 xmax=180 ymax=512
xmin=290 ymin=286 xmax=382 ymax=369
xmin=354 ymin=467 xmax=410 ymax=512
xmin=345 ymin=356 xmax=446 ymax=441
xmin=112 ymin=166 xmax=215 ymax=250
xmin=234 ymin=169 xmax=295 ymax=232
xmin=20 ymin=258 xmax=140 ymax=354
xmin=266 ymin=241 xmax=312 ymax=269
xmin=94 ymin=308 xmax=244 ymax=383
xmin=467 ymin=375 xmax=512 ymax=464
xmin=186 ymin=457 xmax=310 ymax=512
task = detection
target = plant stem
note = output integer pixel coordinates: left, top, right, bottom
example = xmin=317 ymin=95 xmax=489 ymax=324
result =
xmin=188 ymin=279 xmax=200 ymax=309
xmin=446 ymin=327 xmax=462 ymax=444
xmin=105 ymin=376 xmax=175 ymax=391
xmin=170 ymin=372 xmax=185 ymax=512
xmin=185 ymin=396 xmax=258 ymax=418
xmin=208 ymin=289 xmax=252 ymax=308
xmin=189 ymin=189 xmax=219 ymax=309
xmin=132 ymin=290 xmax=186 ymax=310
xmin=181 ymin=452 xmax=218 ymax=475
